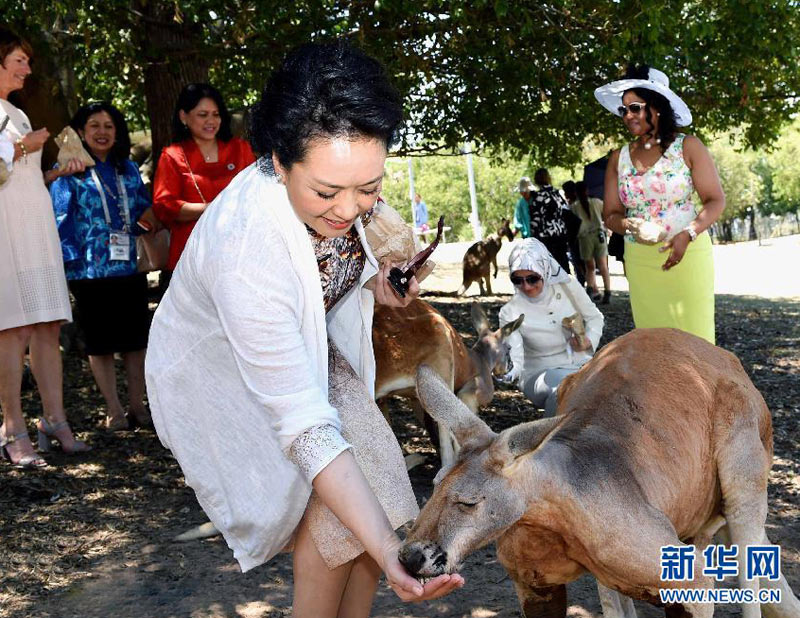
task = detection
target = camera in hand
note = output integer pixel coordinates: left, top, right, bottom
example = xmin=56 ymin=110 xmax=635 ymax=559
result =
xmin=387 ymin=215 xmax=445 ymax=298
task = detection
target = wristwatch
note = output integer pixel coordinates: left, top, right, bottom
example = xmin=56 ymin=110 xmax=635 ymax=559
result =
xmin=683 ymin=225 xmax=698 ymax=242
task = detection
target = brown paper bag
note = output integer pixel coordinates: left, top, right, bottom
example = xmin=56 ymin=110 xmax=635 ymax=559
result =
xmin=55 ymin=127 xmax=95 ymax=168
xmin=363 ymin=200 xmax=434 ymax=290
xmin=562 ymin=313 xmax=586 ymax=338
xmin=0 ymin=160 xmax=8 ymax=186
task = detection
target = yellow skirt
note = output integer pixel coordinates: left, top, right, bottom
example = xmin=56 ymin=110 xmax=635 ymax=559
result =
xmin=625 ymin=232 xmax=715 ymax=344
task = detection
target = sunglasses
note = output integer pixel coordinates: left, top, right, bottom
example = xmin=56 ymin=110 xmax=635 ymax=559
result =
xmin=618 ymin=102 xmax=647 ymax=116
xmin=510 ymin=274 xmax=543 ymax=287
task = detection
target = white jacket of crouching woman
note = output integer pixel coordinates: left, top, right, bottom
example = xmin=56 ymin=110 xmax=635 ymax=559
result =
xmin=145 ymin=162 xmax=381 ymax=572
xmin=499 ymin=239 xmax=604 ymax=404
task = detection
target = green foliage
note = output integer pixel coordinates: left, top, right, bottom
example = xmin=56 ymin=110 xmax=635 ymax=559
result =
xmin=5 ymin=0 xmax=800 ymax=165
xmin=707 ymin=136 xmax=763 ymax=223
xmin=766 ymin=119 xmax=800 ymax=215
xmin=382 ymin=153 xmax=560 ymax=241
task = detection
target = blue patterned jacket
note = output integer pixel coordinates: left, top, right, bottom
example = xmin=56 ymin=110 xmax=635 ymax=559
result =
xmin=51 ymin=158 xmax=150 ymax=280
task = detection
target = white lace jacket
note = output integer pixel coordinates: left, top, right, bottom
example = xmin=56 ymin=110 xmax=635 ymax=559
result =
xmin=145 ymin=163 xmax=379 ymax=572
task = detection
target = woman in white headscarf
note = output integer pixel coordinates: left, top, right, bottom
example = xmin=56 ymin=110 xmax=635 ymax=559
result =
xmin=499 ymin=238 xmax=604 ymax=415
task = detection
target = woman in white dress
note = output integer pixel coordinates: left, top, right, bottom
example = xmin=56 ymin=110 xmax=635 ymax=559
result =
xmin=0 ymin=29 xmax=89 ymax=468
xmin=145 ymin=42 xmax=462 ymax=617
xmin=499 ymin=238 xmax=604 ymax=415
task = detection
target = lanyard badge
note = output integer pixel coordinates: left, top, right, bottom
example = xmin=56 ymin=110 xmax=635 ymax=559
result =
xmin=90 ymin=168 xmax=132 ymax=261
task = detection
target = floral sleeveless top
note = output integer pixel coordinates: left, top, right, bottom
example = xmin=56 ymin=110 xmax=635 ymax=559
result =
xmin=618 ymin=134 xmax=698 ymax=242
xmin=307 ymin=208 xmax=374 ymax=313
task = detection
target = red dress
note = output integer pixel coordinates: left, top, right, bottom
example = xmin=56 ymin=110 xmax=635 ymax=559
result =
xmin=153 ymin=137 xmax=256 ymax=270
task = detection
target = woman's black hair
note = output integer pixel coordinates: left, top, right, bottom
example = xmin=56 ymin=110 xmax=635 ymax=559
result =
xmin=534 ymin=168 xmax=551 ymax=187
xmin=170 ymin=83 xmax=233 ymax=143
xmin=70 ymin=101 xmax=131 ymax=172
xmin=622 ymin=64 xmax=678 ymax=152
xmin=249 ymin=41 xmax=403 ymax=170
xmin=575 ymin=180 xmax=591 ymax=220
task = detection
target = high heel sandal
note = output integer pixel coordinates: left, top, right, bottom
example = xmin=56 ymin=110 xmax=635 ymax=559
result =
xmin=105 ymin=414 xmax=130 ymax=432
xmin=37 ymin=417 xmax=92 ymax=454
xmin=1 ymin=430 xmax=48 ymax=469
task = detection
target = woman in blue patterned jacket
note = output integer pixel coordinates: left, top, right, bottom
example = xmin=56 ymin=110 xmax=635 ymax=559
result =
xmin=50 ymin=102 xmax=152 ymax=431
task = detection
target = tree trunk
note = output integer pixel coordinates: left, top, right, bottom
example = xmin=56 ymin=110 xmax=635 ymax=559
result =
xmin=748 ymin=207 xmax=758 ymax=241
xmin=133 ymin=1 xmax=210 ymax=167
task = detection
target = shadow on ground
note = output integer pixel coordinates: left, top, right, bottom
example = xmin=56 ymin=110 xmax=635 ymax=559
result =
xmin=1 ymin=292 xmax=797 ymax=617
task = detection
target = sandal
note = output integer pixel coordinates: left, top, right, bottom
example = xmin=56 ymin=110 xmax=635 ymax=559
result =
xmin=1 ymin=430 xmax=48 ymax=469
xmin=105 ymin=414 xmax=130 ymax=432
xmin=37 ymin=417 xmax=92 ymax=454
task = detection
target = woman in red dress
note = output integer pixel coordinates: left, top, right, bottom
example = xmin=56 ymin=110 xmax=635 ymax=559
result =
xmin=153 ymin=83 xmax=255 ymax=276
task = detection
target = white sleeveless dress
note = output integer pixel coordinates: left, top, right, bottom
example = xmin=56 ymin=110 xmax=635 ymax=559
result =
xmin=0 ymin=99 xmax=71 ymax=331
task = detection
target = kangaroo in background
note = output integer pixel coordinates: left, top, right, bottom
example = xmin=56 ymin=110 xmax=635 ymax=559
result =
xmin=458 ymin=218 xmax=515 ymax=296
xmin=373 ymin=300 xmax=523 ymax=467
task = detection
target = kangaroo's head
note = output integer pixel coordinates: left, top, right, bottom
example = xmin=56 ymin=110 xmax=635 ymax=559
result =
xmin=400 ymin=366 xmax=560 ymax=578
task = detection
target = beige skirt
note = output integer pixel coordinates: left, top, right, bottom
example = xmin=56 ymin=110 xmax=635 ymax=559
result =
xmin=304 ymin=342 xmax=419 ymax=569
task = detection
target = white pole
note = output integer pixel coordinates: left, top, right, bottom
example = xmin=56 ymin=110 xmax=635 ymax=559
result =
xmin=407 ymin=158 xmax=417 ymax=228
xmin=464 ymin=142 xmax=482 ymax=241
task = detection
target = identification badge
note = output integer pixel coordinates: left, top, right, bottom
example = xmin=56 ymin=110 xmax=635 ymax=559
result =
xmin=109 ymin=231 xmax=131 ymax=261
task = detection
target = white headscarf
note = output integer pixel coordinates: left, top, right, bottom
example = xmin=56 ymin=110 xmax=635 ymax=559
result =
xmin=508 ymin=238 xmax=570 ymax=304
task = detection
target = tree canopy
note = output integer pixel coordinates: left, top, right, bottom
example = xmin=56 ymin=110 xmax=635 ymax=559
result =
xmin=5 ymin=1 xmax=800 ymax=164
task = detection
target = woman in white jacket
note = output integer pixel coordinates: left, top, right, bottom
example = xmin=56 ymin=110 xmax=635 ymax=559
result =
xmin=499 ymin=238 xmax=604 ymax=415
xmin=145 ymin=43 xmax=462 ymax=617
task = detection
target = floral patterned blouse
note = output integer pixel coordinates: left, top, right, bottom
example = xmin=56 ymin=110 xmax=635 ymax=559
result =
xmin=50 ymin=158 xmax=150 ymax=280
xmin=618 ymin=134 xmax=698 ymax=242
xmin=307 ymin=208 xmax=374 ymax=313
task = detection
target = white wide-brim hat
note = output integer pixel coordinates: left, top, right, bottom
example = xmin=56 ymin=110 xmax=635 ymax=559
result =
xmin=517 ymin=176 xmax=535 ymax=193
xmin=594 ymin=67 xmax=692 ymax=127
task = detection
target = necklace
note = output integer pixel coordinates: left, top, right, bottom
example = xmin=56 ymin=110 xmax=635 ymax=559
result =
xmin=198 ymin=140 xmax=217 ymax=162
xmin=641 ymin=137 xmax=661 ymax=151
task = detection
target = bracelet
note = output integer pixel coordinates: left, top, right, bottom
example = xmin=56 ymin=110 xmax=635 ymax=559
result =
xmin=683 ymin=225 xmax=698 ymax=242
xmin=15 ymin=138 xmax=27 ymax=162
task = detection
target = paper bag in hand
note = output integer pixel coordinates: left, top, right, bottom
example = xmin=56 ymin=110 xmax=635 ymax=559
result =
xmin=562 ymin=313 xmax=585 ymax=339
xmin=55 ymin=127 xmax=95 ymax=169
xmin=362 ymin=200 xmax=436 ymax=291
xmin=562 ymin=312 xmax=591 ymax=365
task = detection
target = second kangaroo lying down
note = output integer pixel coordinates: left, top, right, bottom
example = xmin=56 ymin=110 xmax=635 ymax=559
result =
xmin=400 ymin=328 xmax=800 ymax=618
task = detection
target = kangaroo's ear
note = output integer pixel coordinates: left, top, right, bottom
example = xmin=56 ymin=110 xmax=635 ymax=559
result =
xmin=416 ymin=365 xmax=494 ymax=446
xmin=500 ymin=314 xmax=524 ymax=339
xmin=471 ymin=302 xmax=490 ymax=335
xmin=501 ymin=416 xmax=562 ymax=458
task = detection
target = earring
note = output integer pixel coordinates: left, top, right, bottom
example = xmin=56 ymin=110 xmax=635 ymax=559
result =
xmin=276 ymin=173 xmax=284 ymax=184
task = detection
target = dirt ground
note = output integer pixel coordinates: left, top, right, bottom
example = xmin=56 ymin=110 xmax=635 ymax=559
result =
xmin=2 ymin=279 xmax=799 ymax=617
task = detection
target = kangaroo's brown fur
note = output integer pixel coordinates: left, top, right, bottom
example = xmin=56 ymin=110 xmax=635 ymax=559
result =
xmin=401 ymin=328 xmax=799 ymax=618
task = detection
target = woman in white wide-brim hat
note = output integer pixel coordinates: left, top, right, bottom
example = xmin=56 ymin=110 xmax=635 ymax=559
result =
xmin=596 ymin=64 xmax=725 ymax=344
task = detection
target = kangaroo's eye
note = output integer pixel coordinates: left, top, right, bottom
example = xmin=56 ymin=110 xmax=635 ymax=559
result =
xmin=456 ymin=500 xmax=479 ymax=512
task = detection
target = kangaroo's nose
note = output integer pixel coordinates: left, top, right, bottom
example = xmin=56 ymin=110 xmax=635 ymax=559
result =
xmin=398 ymin=542 xmax=448 ymax=576
xmin=398 ymin=543 xmax=426 ymax=575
